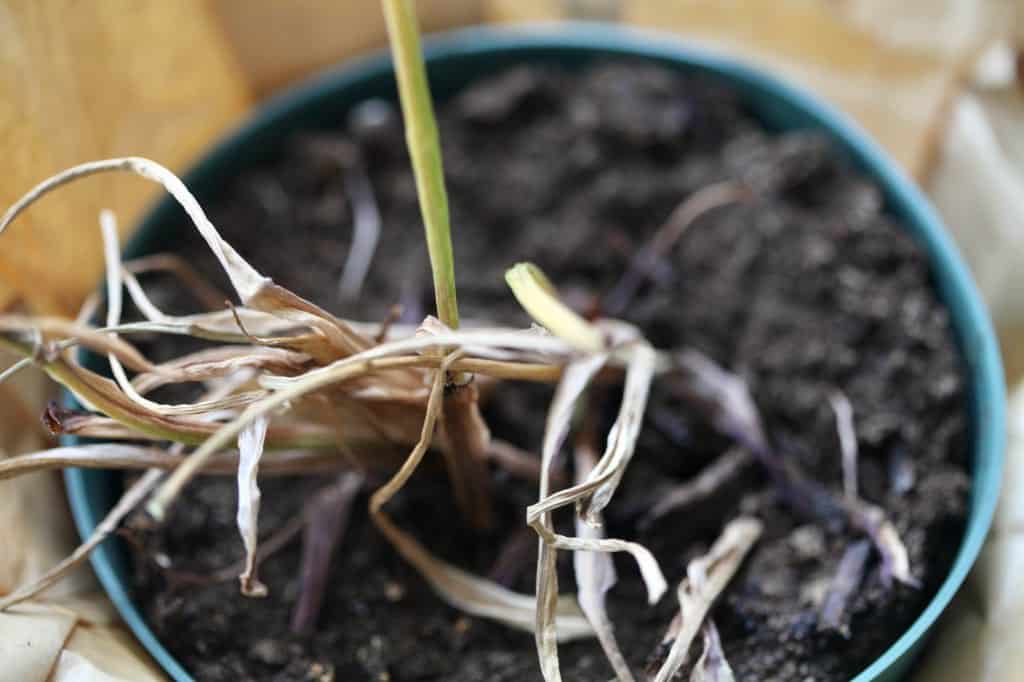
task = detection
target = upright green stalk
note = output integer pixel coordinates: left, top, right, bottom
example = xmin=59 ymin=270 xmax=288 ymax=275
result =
xmin=382 ymin=0 xmax=459 ymax=330
xmin=381 ymin=0 xmax=491 ymax=530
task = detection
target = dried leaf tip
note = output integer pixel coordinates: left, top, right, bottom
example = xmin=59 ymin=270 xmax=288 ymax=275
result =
xmin=0 ymin=157 xmax=270 ymax=303
xmin=238 ymin=416 xmax=271 ymax=598
xmin=505 ymin=263 xmax=605 ymax=353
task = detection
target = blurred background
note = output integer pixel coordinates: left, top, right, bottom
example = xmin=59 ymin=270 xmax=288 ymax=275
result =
xmin=0 ymin=1 xmax=1022 ymax=680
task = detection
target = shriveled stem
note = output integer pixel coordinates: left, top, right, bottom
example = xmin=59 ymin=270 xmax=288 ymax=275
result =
xmin=818 ymin=539 xmax=870 ymax=636
xmin=641 ymin=447 xmax=753 ymax=529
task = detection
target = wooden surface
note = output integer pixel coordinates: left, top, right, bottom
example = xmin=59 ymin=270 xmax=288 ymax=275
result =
xmin=0 ymin=1 xmax=251 ymax=314
xmin=210 ymin=0 xmax=481 ymax=96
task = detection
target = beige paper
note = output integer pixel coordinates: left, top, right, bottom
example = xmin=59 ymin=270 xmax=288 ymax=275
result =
xmin=913 ymin=385 xmax=1024 ymax=681
xmin=0 ymin=605 xmax=76 ymax=682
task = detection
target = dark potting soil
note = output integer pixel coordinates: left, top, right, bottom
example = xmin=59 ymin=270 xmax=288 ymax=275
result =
xmin=127 ymin=62 xmax=970 ymax=681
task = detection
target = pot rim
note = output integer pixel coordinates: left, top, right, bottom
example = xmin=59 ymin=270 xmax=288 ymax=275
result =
xmin=64 ymin=22 xmax=1005 ymax=682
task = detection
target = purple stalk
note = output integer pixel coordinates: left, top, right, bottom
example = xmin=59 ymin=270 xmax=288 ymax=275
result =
xmin=290 ymin=471 xmax=364 ymax=634
xmin=486 ymin=526 xmax=537 ymax=589
xmin=670 ymin=349 xmax=918 ymax=590
xmin=828 ymin=391 xmax=858 ymax=502
xmin=604 ymin=182 xmax=750 ymax=316
xmin=818 ymin=540 xmax=870 ymax=636
xmin=641 ymin=447 xmax=752 ymax=529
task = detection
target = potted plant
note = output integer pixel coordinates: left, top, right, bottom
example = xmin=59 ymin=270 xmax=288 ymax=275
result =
xmin=0 ymin=5 xmax=1003 ymax=682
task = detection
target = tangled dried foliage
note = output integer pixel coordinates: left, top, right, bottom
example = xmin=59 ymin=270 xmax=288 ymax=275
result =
xmin=0 ymin=5 xmax=917 ymax=679
xmin=0 ymin=155 xmax=672 ymax=678
xmin=0 ymin=153 xmax=919 ymax=679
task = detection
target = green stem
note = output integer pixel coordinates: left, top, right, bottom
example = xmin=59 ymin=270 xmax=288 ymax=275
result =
xmin=382 ymin=0 xmax=459 ymax=330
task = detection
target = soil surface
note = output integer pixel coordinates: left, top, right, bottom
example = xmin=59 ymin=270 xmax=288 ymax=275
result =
xmin=127 ymin=62 xmax=970 ymax=681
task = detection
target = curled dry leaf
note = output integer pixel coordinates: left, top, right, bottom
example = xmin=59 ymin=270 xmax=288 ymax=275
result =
xmin=0 ymin=443 xmax=345 ymax=481
xmin=0 ymin=158 xmax=772 ymax=678
xmin=651 ymin=517 xmax=763 ymax=682
xmin=101 ymin=212 xmax=268 ymax=417
xmin=574 ymin=438 xmax=636 ymax=682
xmin=510 ymin=270 xmax=666 ymax=681
xmin=0 ymin=158 xmax=269 ymax=302
xmin=369 ymin=357 xmax=593 ymax=642
xmin=845 ymin=500 xmax=919 ymax=588
xmin=689 ymin=621 xmax=735 ymax=682
xmin=533 ymin=354 xmax=609 ymax=681
xmin=527 ymin=344 xmax=659 ymax=529
xmin=671 ymin=350 xmax=770 ymax=456
xmin=237 ymin=416 xmax=270 ymax=597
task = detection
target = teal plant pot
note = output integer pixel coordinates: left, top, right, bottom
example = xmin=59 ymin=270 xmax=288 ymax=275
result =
xmin=64 ymin=24 xmax=1004 ymax=681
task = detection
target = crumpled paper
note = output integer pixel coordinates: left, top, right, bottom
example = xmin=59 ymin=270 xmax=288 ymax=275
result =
xmin=0 ymin=346 xmax=164 ymax=682
xmin=929 ymin=39 xmax=1024 ymax=380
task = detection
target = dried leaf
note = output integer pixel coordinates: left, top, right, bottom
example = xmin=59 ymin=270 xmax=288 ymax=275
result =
xmin=689 ymin=621 xmax=735 ymax=682
xmin=0 ymin=315 xmax=158 ymax=374
xmin=0 ymin=443 xmax=344 ymax=480
xmin=529 ymin=344 xmax=658 ymax=526
xmin=672 ymin=350 xmax=769 ymax=456
xmin=845 ymin=500 xmax=918 ymax=588
xmin=101 ymin=212 xmax=268 ymax=417
xmin=369 ymin=357 xmax=593 ymax=641
xmin=574 ymin=440 xmax=635 ymax=682
xmin=0 ymin=158 xmax=269 ymax=302
xmin=237 ymin=416 xmax=270 ymax=597
xmin=583 ymin=343 xmax=658 ymax=521
xmin=534 ymin=353 xmax=608 ymax=681
xmin=651 ymin=517 xmax=763 ymax=682
xmin=131 ymin=346 xmax=310 ymax=395
xmin=0 ymin=357 xmax=32 ymax=385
